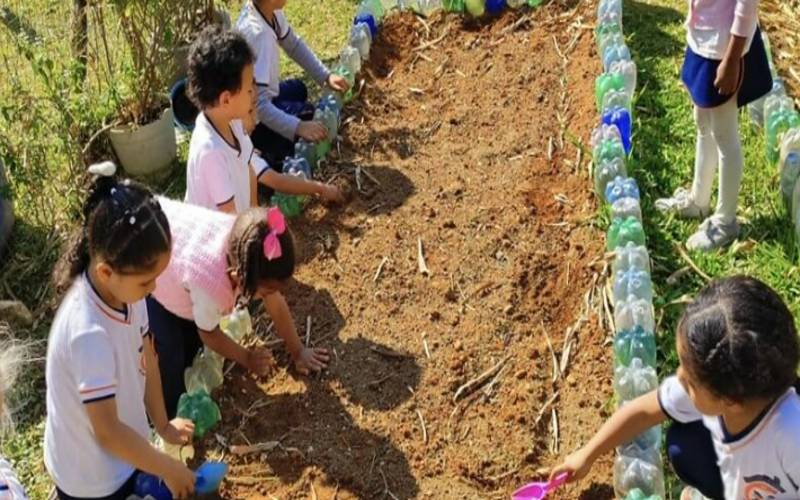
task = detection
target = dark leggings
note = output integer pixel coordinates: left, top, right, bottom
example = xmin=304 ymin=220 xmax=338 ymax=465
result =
xmin=145 ymin=296 xmax=203 ymax=419
xmin=56 ymin=471 xmax=138 ymax=500
xmin=666 ymin=420 xmax=725 ymax=499
xmin=251 ymin=78 xmax=315 ymax=171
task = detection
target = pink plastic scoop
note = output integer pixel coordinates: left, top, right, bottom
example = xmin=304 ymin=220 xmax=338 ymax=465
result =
xmin=511 ymin=472 xmax=569 ymax=500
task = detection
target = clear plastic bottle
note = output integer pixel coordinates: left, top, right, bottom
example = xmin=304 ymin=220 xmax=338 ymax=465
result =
xmin=465 ymin=0 xmax=486 ymax=16
xmin=612 ymin=242 xmax=650 ymax=274
xmin=596 ymin=71 xmax=625 ymax=112
xmin=624 ymin=489 xmax=663 ymax=500
xmin=607 ymin=216 xmax=646 ymax=250
xmin=609 ymin=59 xmax=637 ymax=99
xmin=614 ymin=357 xmax=658 ymax=401
xmin=613 ymin=325 xmax=656 ymax=367
xmin=597 ymin=32 xmax=625 ymax=61
xmin=220 ymin=307 xmax=253 ymax=343
xmin=597 ymin=0 xmax=622 ymax=18
xmin=612 ymin=196 xmax=642 ymax=222
xmin=417 ymin=0 xmax=443 ymax=14
xmin=766 ymin=110 xmax=800 ymax=165
xmin=613 ymin=267 xmax=653 ymax=303
xmin=443 ymin=0 xmax=466 ymax=11
xmin=780 ymin=150 xmax=800 ymax=207
xmin=602 ymin=106 xmax=632 ymax=154
xmin=602 ymin=89 xmax=633 ymax=117
xmin=605 ymin=176 xmax=640 ymax=204
xmin=507 ymin=0 xmax=527 ymax=7
xmin=339 ymin=46 xmax=362 ymax=76
xmin=184 ymin=348 xmax=224 ymax=395
xmin=614 ymin=297 xmax=655 ymax=333
xmin=603 ymin=42 xmax=631 ymax=72
xmin=595 ymin=19 xmax=622 ymax=52
xmin=594 ymin=157 xmax=627 ymax=199
xmin=614 ymin=443 xmax=666 ymax=499
xmin=350 ymin=23 xmax=373 ymax=60
xmin=295 ymin=139 xmax=318 ymax=169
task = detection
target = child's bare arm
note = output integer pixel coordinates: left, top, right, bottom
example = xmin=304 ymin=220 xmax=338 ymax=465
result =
xmin=198 ymin=327 xmax=270 ymax=375
xmin=262 ymin=291 xmax=329 ymax=374
xmin=549 ymin=391 xmax=666 ymax=482
xmin=259 ymin=169 xmax=343 ymax=202
xmin=85 ymin=399 xmax=194 ymax=497
xmin=142 ymin=335 xmax=195 ymax=444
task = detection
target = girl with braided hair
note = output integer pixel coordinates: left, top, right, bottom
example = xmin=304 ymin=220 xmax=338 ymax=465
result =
xmin=549 ymin=276 xmax=800 ymax=500
xmin=45 ymin=163 xmax=195 ymax=499
xmin=147 ymin=197 xmax=328 ymax=419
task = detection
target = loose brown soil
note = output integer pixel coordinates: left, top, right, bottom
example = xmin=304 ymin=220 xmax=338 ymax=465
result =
xmin=214 ymin=3 xmax=614 ymax=498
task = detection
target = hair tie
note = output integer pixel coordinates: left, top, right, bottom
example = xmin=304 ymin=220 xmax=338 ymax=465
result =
xmin=262 ymin=207 xmax=286 ymax=261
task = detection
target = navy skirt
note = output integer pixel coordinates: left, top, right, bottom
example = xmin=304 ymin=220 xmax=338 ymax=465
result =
xmin=681 ymin=27 xmax=773 ymax=109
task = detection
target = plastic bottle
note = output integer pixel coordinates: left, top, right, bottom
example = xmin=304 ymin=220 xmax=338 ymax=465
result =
xmin=597 ymin=32 xmax=624 ymax=60
xmin=527 ymin=0 xmax=543 ymax=7
xmin=597 ymin=0 xmax=622 ymax=23
xmin=331 ymin=65 xmax=356 ymax=102
xmin=295 ymin=139 xmax=319 ymax=169
xmin=605 ymin=176 xmax=640 ymax=204
xmin=749 ymin=78 xmax=785 ymax=128
xmin=614 ymin=357 xmax=658 ymax=401
xmin=313 ymin=107 xmax=338 ymax=159
xmin=614 ymin=443 xmax=665 ymax=498
xmin=417 ymin=0 xmax=443 ymax=14
xmin=596 ymin=72 xmax=625 ymax=113
xmin=443 ymin=0 xmax=466 ymax=11
xmin=607 ymin=216 xmax=646 ymax=250
xmin=614 ymin=296 xmax=655 ymax=334
xmin=602 ymin=89 xmax=633 ymax=117
xmin=609 ymin=59 xmax=637 ymax=99
xmin=485 ymin=0 xmax=506 ymax=13
xmin=603 ymin=42 xmax=631 ymax=72
xmin=339 ymin=46 xmax=362 ymax=76
xmin=220 ymin=307 xmax=253 ymax=343
xmin=613 ymin=267 xmax=653 ymax=303
xmin=792 ymin=175 xmax=800 ymax=225
xmin=612 ymin=196 xmax=642 ymax=222
xmin=358 ymin=0 xmax=386 ymax=21
xmin=595 ymin=19 xmax=622 ymax=49
xmin=594 ymin=157 xmax=626 ymax=199
xmin=272 ymin=192 xmax=304 ymax=218
xmin=612 ymin=242 xmax=650 ymax=274
xmin=350 ymin=23 xmax=373 ymax=60
xmin=766 ymin=110 xmax=800 ymax=165
xmin=176 ymin=389 xmax=221 ymax=439
xmin=613 ymin=325 xmax=656 ymax=367
xmin=134 ymin=473 xmax=172 ymax=500
xmin=780 ymin=151 xmax=800 ymax=207
xmin=157 ymin=435 xmax=195 ymax=464
xmin=184 ymin=349 xmax=224 ymax=395
xmin=624 ymin=489 xmax=662 ymax=500
xmin=195 ymin=461 xmax=229 ymax=495
xmin=465 ymin=0 xmax=486 ymax=16
xmin=602 ymin=106 xmax=632 ymax=154
xmin=507 ymin=0 xmax=527 ymax=7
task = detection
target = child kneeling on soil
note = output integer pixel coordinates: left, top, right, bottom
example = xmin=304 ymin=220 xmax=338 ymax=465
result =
xmin=1 ymin=340 xmax=28 ymax=498
xmin=235 ymin=0 xmax=350 ymax=168
xmin=148 ymin=197 xmax=330 ymax=418
xmin=185 ymin=25 xmax=343 ymax=214
xmin=550 ymin=276 xmax=800 ymax=500
xmin=45 ymin=166 xmax=195 ymax=499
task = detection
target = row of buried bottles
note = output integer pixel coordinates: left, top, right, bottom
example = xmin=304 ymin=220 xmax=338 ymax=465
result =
xmin=593 ymin=1 xmax=665 ymax=499
xmin=745 ymin=35 xmax=800 ymax=248
xmin=362 ymin=0 xmax=544 ymax=18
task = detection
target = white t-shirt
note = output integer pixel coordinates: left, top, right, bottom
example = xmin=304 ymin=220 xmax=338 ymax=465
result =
xmin=185 ymin=113 xmax=267 ymax=214
xmin=236 ymin=5 xmax=289 ymax=100
xmin=0 ymin=457 xmax=27 ymax=500
xmin=189 ymin=286 xmax=225 ymax=332
xmin=659 ymin=376 xmax=800 ymax=499
xmin=44 ymin=275 xmax=151 ymax=497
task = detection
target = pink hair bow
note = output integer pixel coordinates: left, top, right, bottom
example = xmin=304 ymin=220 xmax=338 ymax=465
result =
xmin=263 ymin=207 xmax=287 ymax=261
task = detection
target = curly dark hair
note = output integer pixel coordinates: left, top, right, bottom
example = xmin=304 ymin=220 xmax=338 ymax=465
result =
xmin=53 ymin=173 xmax=171 ymax=291
xmin=678 ymin=275 xmax=799 ymax=402
xmin=228 ymin=208 xmax=295 ymax=301
xmin=187 ymin=25 xmax=254 ymax=109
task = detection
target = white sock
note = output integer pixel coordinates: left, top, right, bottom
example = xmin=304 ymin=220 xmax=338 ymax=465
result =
xmin=710 ymin=98 xmax=743 ymax=223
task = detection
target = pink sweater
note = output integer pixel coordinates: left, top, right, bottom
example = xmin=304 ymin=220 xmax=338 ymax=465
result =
xmin=687 ymin=0 xmax=759 ymax=59
xmin=152 ymin=197 xmax=236 ymax=321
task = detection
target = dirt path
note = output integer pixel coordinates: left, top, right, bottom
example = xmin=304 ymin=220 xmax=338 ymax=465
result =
xmin=215 ymin=4 xmax=614 ymax=498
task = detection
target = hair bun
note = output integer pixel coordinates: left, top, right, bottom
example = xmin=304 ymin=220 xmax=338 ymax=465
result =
xmin=88 ymin=161 xmax=117 ymax=177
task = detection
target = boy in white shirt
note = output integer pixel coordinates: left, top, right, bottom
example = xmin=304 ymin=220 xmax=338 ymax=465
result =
xmin=185 ymin=26 xmax=343 ymax=214
xmin=550 ymin=276 xmax=800 ymax=500
xmin=236 ymin=0 xmax=350 ymax=168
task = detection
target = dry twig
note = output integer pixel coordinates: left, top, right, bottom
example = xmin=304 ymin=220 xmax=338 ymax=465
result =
xmin=453 ymin=355 xmax=511 ymax=402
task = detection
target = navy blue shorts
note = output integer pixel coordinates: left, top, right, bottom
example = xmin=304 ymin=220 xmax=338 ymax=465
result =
xmin=681 ymin=27 xmax=773 ymax=109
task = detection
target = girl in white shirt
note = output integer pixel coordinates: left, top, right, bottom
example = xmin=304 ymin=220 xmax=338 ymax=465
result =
xmin=551 ymin=276 xmax=800 ymax=500
xmin=45 ymin=164 xmax=195 ymax=499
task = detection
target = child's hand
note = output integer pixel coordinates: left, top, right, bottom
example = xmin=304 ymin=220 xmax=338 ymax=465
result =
xmin=549 ymin=448 xmax=593 ymax=483
xmin=292 ymin=346 xmax=330 ymax=374
xmin=164 ymin=460 xmax=195 ymax=499
xmin=297 ymin=121 xmax=328 ymax=142
xmin=714 ymin=56 xmax=741 ymax=96
xmin=159 ymin=418 xmax=195 ymax=445
xmin=318 ymin=183 xmax=345 ymax=203
xmin=327 ymin=73 xmax=351 ymax=92
xmin=245 ymin=347 xmax=272 ymax=376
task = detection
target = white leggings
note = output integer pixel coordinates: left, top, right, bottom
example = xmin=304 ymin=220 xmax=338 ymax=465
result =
xmin=689 ymin=97 xmax=744 ymax=223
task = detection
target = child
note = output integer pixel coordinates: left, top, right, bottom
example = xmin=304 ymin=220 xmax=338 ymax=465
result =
xmin=654 ymin=1 xmax=772 ymax=251
xmin=1 ymin=339 xmax=28 ymax=499
xmin=45 ymin=165 xmax=195 ymax=499
xmin=235 ymin=0 xmax=351 ymax=167
xmin=148 ymin=197 xmax=330 ymax=417
xmin=185 ymin=25 xmax=343 ymax=214
xmin=550 ymin=276 xmax=800 ymax=499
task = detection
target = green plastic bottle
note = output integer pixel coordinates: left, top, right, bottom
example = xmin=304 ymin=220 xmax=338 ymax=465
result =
xmin=527 ymin=0 xmax=542 ymax=6
xmin=593 ymin=138 xmax=626 ymax=166
xmin=766 ymin=110 xmax=800 ymax=164
xmin=184 ymin=349 xmax=224 ymax=395
xmin=465 ymin=0 xmax=485 ymax=16
xmin=332 ymin=65 xmax=356 ymax=103
xmin=295 ymin=140 xmax=318 ymax=169
xmin=176 ymin=389 xmax=221 ymax=438
xmin=443 ymin=0 xmax=465 ymax=11
xmin=596 ymin=72 xmax=625 ymax=112
xmin=607 ymin=216 xmax=646 ymax=250
xmin=613 ymin=326 xmax=656 ymax=368
xmin=271 ymin=192 xmax=303 ymax=218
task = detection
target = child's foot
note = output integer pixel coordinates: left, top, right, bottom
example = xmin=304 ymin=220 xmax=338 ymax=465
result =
xmin=680 ymin=487 xmax=710 ymax=500
xmin=655 ymin=188 xmax=709 ymax=219
xmin=686 ymin=216 xmax=740 ymax=252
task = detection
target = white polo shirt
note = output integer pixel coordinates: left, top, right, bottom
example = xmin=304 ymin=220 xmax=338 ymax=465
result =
xmin=659 ymin=375 xmax=800 ymax=499
xmin=44 ymin=275 xmax=151 ymax=497
xmin=185 ymin=113 xmax=267 ymax=214
xmin=0 ymin=457 xmax=26 ymax=499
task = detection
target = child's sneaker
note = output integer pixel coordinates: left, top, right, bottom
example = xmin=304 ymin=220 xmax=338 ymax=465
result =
xmin=655 ymin=187 xmax=709 ymax=219
xmin=680 ymin=487 xmax=710 ymax=500
xmin=686 ymin=216 xmax=740 ymax=251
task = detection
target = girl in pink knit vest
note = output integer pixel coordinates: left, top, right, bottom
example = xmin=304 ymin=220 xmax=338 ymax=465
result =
xmin=148 ymin=198 xmax=329 ymax=417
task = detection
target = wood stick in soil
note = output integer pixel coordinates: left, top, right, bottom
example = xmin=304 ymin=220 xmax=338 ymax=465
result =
xmin=675 ymin=242 xmax=712 ymax=281
xmin=229 ymin=441 xmax=280 ymax=455
xmin=453 ymin=354 xmax=511 ymax=402
xmin=416 ymin=409 xmax=428 ymax=444
xmin=417 ymin=237 xmax=431 ymax=276
xmin=373 ymin=256 xmax=389 ymax=282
